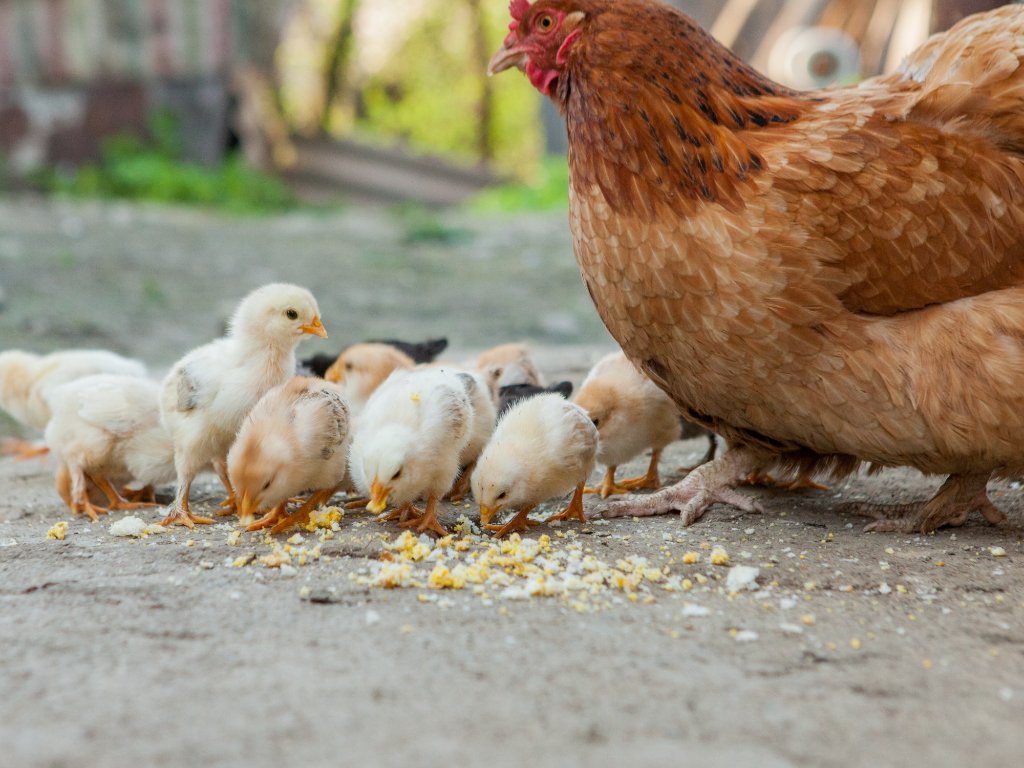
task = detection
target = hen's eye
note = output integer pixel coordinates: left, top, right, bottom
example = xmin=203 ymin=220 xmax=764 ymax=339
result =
xmin=286 ymin=309 xmax=298 ymax=320
xmin=538 ymin=14 xmax=554 ymax=30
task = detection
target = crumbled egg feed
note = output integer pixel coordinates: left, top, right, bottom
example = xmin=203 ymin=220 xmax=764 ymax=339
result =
xmin=304 ymin=507 xmax=344 ymax=532
xmin=47 ymin=521 xmax=68 ymax=540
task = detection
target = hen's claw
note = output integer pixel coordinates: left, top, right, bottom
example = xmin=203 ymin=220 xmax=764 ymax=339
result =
xmin=598 ymin=449 xmax=765 ymax=525
xmin=847 ymin=473 xmax=1005 ymax=533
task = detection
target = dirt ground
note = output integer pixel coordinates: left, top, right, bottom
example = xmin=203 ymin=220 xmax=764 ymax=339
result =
xmin=1 ymin=197 xmax=1022 ymax=768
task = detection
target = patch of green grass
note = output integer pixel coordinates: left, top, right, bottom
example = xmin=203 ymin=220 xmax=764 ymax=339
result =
xmin=392 ymin=203 xmax=473 ymax=245
xmin=468 ymin=156 xmax=569 ymax=213
xmin=37 ymin=111 xmax=296 ymax=215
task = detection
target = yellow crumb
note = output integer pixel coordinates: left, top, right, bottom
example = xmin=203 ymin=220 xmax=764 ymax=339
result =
xmin=682 ymin=552 xmax=700 ymax=565
xmin=226 ymin=530 xmax=241 ymax=546
xmin=801 ymin=614 xmax=816 ymax=626
xmin=46 ymin=521 xmax=67 ymax=540
xmin=709 ymin=547 xmax=729 ymax=566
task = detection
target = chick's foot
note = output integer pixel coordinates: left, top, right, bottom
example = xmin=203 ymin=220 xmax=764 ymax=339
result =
xmin=848 ymin=473 xmax=1005 ymax=533
xmin=398 ymin=496 xmax=448 ymax=536
xmin=616 ymin=450 xmax=663 ymax=492
xmin=486 ymin=505 xmax=538 ymax=538
xmin=548 ymin=483 xmax=587 ymax=523
xmin=1 ymin=439 xmax=50 ymax=461
xmin=599 ymin=448 xmax=765 ymax=525
xmin=585 ymin=467 xmax=634 ymax=498
xmin=160 ymin=499 xmax=214 ymax=528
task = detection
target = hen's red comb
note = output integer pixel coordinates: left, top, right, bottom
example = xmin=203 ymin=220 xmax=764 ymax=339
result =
xmin=510 ymin=0 xmax=531 ymax=21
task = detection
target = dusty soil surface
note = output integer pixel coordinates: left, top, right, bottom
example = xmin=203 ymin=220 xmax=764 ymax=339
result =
xmin=1 ymin=197 xmax=1022 ymax=768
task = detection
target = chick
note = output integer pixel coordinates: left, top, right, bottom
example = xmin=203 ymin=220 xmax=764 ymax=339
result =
xmin=474 ymin=342 xmax=542 ymax=388
xmin=44 ymin=374 xmax=175 ymax=521
xmin=228 ymin=376 xmax=351 ymax=534
xmin=301 ymin=337 xmax=447 ymax=378
xmin=446 ymin=369 xmax=498 ymax=501
xmin=323 ymin=343 xmax=415 ymax=413
xmin=348 ymin=367 xmax=472 ymax=536
xmin=0 ymin=349 xmax=147 ymax=458
xmin=159 ymin=283 xmax=327 ymax=527
xmin=471 ymin=393 xmax=598 ymax=538
xmin=573 ymin=351 xmax=681 ymax=498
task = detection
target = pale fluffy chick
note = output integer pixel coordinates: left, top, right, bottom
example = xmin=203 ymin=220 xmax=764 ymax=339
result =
xmin=228 ymin=376 xmax=350 ymax=534
xmin=474 ymin=342 xmax=543 ymax=388
xmin=159 ymin=283 xmax=327 ymax=527
xmin=0 ymin=349 xmax=147 ymax=458
xmin=348 ymin=367 xmax=472 ymax=536
xmin=574 ymin=351 xmax=681 ymax=498
xmin=324 ymin=343 xmax=414 ymax=413
xmin=446 ymin=369 xmax=498 ymax=501
xmin=44 ymin=374 xmax=175 ymax=521
xmin=471 ymin=393 xmax=598 ymax=538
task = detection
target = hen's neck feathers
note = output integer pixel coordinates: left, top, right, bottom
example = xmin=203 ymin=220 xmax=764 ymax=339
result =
xmin=559 ymin=1 xmax=810 ymax=214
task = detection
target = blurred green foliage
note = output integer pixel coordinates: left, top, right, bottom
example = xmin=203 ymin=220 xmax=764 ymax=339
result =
xmin=38 ymin=112 xmax=296 ymax=214
xmin=468 ymin=155 xmax=569 ymax=212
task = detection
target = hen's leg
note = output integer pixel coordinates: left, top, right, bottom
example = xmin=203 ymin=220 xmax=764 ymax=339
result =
xmin=548 ymin=483 xmax=587 ymax=523
xmin=848 ymin=473 xmax=1005 ymax=533
xmin=160 ymin=475 xmax=214 ymax=528
xmin=678 ymin=435 xmax=717 ymax=473
xmin=399 ymin=495 xmax=448 ymax=537
xmin=585 ymin=466 xmax=633 ymax=498
xmin=486 ymin=504 xmax=538 ymax=538
xmin=617 ymin=450 xmax=663 ymax=491
xmin=599 ymin=447 xmax=765 ymax=525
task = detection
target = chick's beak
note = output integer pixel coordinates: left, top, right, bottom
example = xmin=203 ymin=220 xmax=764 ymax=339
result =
xmin=301 ymin=315 xmax=328 ymax=338
xmin=479 ymin=503 xmax=501 ymax=527
xmin=238 ymin=491 xmax=257 ymax=519
xmin=367 ymin=477 xmax=390 ymax=514
xmin=488 ymin=41 xmax=528 ymax=76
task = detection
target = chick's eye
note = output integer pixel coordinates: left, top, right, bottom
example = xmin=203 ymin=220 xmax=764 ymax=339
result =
xmin=591 ymin=418 xmax=601 ymax=428
xmin=497 ymin=491 xmax=507 ymax=500
xmin=537 ymin=14 xmax=554 ymax=30
xmin=262 ymin=479 xmax=272 ymax=490
xmin=286 ymin=309 xmax=298 ymax=320
xmin=345 ymin=362 xmax=354 ymax=371
xmin=393 ymin=468 xmax=403 ymax=480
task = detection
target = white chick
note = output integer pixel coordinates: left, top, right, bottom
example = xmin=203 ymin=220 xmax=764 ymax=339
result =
xmin=159 ymin=283 xmax=327 ymax=527
xmin=228 ymin=376 xmax=351 ymax=534
xmin=0 ymin=349 xmax=147 ymax=458
xmin=573 ymin=351 xmax=681 ymax=498
xmin=471 ymin=393 xmax=598 ymax=538
xmin=44 ymin=374 xmax=175 ymax=521
xmin=446 ymin=368 xmax=497 ymax=501
xmin=323 ymin=342 xmax=414 ymax=413
xmin=348 ymin=367 xmax=472 ymax=536
xmin=474 ymin=342 xmax=542 ymax=388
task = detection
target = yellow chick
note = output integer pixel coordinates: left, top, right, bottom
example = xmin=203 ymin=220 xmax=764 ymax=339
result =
xmin=159 ymin=283 xmax=327 ymax=527
xmin=348 ymin=367 xmax=472 ymax=536
xmin=0 ymin=349 xmax=147 ymax=459
xmin=323 ymin=342 xmax=415 ymax=413
xmin=44 ymin=374 xmax=175 ymax=521
xmin=573 ymin=351 xmax=681 ymax=498
xmin=471 ymin=393 xmax=598 ymax=538
xmin=228 ymin=376 xmax=351 ymax=534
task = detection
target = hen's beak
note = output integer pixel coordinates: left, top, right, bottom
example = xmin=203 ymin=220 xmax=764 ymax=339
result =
xmin=488 ymin=42 xmax=527 ymax=76
xmin=479 ymin=503 xmax=501 ymax=527
xmin=367 ymin=477 xmax=390 ymax=514
xmin=301 ymin=315 xmax=328 ymax=338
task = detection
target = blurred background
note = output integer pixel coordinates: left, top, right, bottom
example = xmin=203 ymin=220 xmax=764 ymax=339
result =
xmin=0 ymin=0 xmax=1011 ymax=207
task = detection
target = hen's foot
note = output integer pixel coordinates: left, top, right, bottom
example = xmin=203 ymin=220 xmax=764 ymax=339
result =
xmin=548 ymin=483 xmax=587 ymax=523
xmin=398 ymin=497 xmax=447 ymax=537
xmin=585 ymin=467 xmax=633 ymax=498
xmin=486 ymin=505 xmax=538 ymax=538
xmin=598 ymin=449 xmax=765 ymax=525
xmin=847 ymin=473 xmax=1004 ymax=533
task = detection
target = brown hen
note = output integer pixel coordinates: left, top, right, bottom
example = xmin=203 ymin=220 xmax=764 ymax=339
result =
xmin=489 ymin=0 xmax=1024 ymax=533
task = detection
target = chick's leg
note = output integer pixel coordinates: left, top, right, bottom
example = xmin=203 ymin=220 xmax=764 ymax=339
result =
xmin=617 ymin=450 xmax=664 ymax=491
xmin=548 ymin=483 xmax=587 ymax=523
xmin=247 ymin=502 xmax=288 ymax=532
xmin=446 ymin=462 xmax=475 ymax=503
xmin=270 ymin=487 xmax=340 ymax=535
xmin=64 ymin=463 xmax=109 ymax=521
xmin=585 ymin=467 xmax=635 ymax=498
xmin=486 ymin=504 xmax=538 ymax=538
xmin=122 ymin=485 xmax=156 ymax=504
xmin=213 ymin=458 xmax=238 ymax=516
xmin=1 ymin=438 xmax=50 ymax=461
xmin=399 ymin=495 xmax=448 ymax=537
xmin=160 ymin=475 xmax=214 ymax=528
xmin=849 ymin=473 xmax=1005 ymax=534
xmin=91 ymin=475 xmax=158 ymax=511
xmin=379 ymin=503 xmax=422 ymax=523
xmin=599 ymin=447 xmax=766 ymax=525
